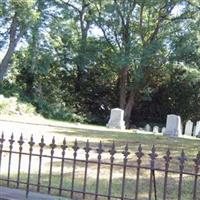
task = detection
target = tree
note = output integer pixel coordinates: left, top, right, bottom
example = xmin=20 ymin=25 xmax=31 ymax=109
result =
xmin=52 ymin=0 xmax=95 ymax=92
xmin=93 ymin=0 xmax=198 ymax=126
xmin=2 ymin=0 xmax=200 ymax=126
xmin=0 ymin=0 xmax=38 ymax=80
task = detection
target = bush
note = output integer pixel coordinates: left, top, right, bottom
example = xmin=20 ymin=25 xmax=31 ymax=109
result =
xmin=33 ymin=97 xmax=87 ymax=123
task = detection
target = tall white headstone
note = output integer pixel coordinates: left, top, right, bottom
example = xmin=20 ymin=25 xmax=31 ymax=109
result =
xmin=107 ymin=108 xmax=125 ymax=129
xmin=164 ymin=114 xmax=182 ymax=136
xmin=184 ymin=120 xmax=193 ymax=136
xmin=145 ymin=124 xmax=151 ymax=132
xmin=194 ymin=121 xmax=200 ymax=136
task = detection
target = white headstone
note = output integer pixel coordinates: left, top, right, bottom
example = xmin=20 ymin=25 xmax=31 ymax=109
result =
xmin=164 ymin=114 xmax=182 ymax=136
xmin=184 ymin=120 xmax=193 ymax=136
xmin=145 ymin=124 xmax=151 ymax=132
xmin=107 ymin=108 xmax=125 ymax=129
xmin=161 ymin=127 xmax=166 ymax=134
xmin=194 ymin=121 xmax=200 ymax=136
xmin=153 ymin=126 xmax=159 ymax=133
xmin=0 ymin=94 xmax=4 ymax=100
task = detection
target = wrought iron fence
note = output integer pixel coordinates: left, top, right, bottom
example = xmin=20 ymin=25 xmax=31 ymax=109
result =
xmin=0 ymin=133 xmax=199 ymax=200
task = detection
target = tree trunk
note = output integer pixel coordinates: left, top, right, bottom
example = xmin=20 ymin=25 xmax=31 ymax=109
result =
xmin=75 ymin=64 xmax=82 ymax=92
xmin=119 ymin=67 xmax=128 ymax=109
xmin=124 ymin=90 xmax=135 ymax=128
xmin=74 ymin=2 xmax=90 ymax=93
xmin=0 ymin=42 xmax=16 ymax=80
xmin=0 ymin=13 xmax=21 ymax=80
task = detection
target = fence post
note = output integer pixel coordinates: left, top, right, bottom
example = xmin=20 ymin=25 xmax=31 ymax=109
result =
xmin=37 ymin=136 xmax=46 ymax=192
xmin=82 ymin=140 xmax=91 ymax=199
xmin=121 ymin=144 xmax=130 ymax=200
xmin=48 ymin=137 xmax=57 ymax=194
xmin=95 ymin=141 xmax=104 ymax=200
xmin=163 ymin=149 xmax=172 ymax=200
xmin=7 ymin=134 xmax=14 ymax=187
xmin=71 ymin=139 xmax=79 ymax=199
xmin=177 ymin=150 xmax=187 ymax=200
xmin=135 ymin=144 xmax=144 ymax=200
xmin=26 ymin=135 xmax=35 ymax=198
xmin=17 ymin=134 xmax=24 ymax=188
xmin=0 ymin=132 xmax=5 ymax=174
xmin=108 ymin=141 xmax=116 ymax=200
xmin=192 ymin=151 xmax=200 ymax=200
xmin=148 ymin=145 xmax=158 ymax=200
xmin=59 ymin=138 xmax=67 ymax=196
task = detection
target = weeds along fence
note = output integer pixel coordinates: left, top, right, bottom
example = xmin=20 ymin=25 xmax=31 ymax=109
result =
xmin=0 ymin=133 xmax=200 ymax=200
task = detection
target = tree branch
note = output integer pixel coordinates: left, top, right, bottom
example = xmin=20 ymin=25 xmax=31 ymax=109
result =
xmin=63 ymin=0 xmax=81 ymax=13
xmin=148 ymin=2 xmax=176 ymax=43
xmin=114 ymin=29 xmax=121 ymax=49
xmin=94 ymin=3 xmax=115 ymax=51
xmin=114 ymin=0 xmax=125 ymax=27
xmin=139 ymin=2 xmax=145 ymax=46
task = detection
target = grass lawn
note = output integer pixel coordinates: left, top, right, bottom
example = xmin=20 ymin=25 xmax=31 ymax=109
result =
xmin=0 ymin=117 xmax=200 ymax=200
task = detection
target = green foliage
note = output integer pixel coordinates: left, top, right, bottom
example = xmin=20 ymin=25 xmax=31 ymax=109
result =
xmin=1 ymin=0 xmax=200 ymax=125
xmin=10 ymin=0 xmax=38 ymax=24
xmin=132 ymin=64 xmax=200 ymax=124
xmin=33 ymin=96 xmax=86 ymax=123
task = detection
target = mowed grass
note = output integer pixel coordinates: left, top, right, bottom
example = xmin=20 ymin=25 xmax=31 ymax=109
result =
xmin=0 ymin=119 xmax=200 ymax=200
xmin=53 ymin=126 xmax=200 ymax=158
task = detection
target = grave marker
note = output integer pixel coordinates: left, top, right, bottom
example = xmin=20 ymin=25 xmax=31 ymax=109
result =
xmin=184 ymin=120 xmax=193 ymax=136
xmin=194 ymin=121 xmax=200 ymax=136
xmin=165 ymin=114 xmax=182 ymax=137
xmin=161 ymin=127 xmax=166 ymax=134
xmin=145 ymin=124 xmax=151 ymax=132
xmin=107 ymin=108 xmax=125 ymax=129
xmin=153 ymin=126 xmax=159 ymax=133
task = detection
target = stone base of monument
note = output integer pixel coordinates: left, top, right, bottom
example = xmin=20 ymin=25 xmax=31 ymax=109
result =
xmin=106 ymin=121 xmax=126 ymax=130
xmin=107 ymin=108 xmax=126 ymax=130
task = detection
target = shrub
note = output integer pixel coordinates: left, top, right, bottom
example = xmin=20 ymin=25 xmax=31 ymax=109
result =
xmin=33 ymin=97 xmax=87 ymax=123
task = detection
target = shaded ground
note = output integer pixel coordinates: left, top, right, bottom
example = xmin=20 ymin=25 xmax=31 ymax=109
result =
xmin=0 ymin=115 xmax=199 ymax=153
xmin=0 ymin=115 xmax=199 ymax=200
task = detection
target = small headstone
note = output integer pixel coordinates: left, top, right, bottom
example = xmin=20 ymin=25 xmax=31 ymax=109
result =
xmin=107 ymin=108 xmax=125 ymax=129
xmin=144 ymin=124 xmax=151 ymax=132
xmin=161 ymin=127 xmax=166 ymax=134
xmin=153 ymin=126 xmax=159 ymax=133
xmin=164 ymin=114 xmax=182 ymax=137
xmin=193 ymin=125 xmax=196 ymax=136
xmin=194 ymin=121 xmax=200 ymax=136
xmin=184 ymin=120 xmax=193 ymax=136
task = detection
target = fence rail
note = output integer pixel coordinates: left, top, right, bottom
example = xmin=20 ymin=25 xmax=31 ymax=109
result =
xmin=0 ymin=133 xmax=199 ymax=200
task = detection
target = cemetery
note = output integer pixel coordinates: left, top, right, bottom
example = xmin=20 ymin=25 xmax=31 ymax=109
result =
xmin=107 ymin=108 xmax=200 ymax=139
xmin=0 ymin=0 xmax=200 ymax=200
